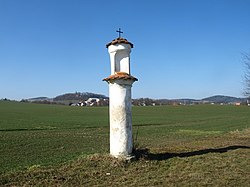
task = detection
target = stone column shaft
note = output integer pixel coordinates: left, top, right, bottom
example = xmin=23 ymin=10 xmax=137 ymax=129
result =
xmin=109 ymin=80 xmax=133 ymax=157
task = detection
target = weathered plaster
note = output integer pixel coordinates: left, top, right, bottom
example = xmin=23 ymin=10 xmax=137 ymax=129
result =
xmin=109 ymin=80 xmax=134 ymax=157
xmin=104 ymin=37 xmax=137 ymax=159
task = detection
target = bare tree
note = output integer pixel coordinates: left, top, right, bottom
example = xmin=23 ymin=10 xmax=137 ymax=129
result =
xmin=243 ymin=53 xmax=250 ymax=101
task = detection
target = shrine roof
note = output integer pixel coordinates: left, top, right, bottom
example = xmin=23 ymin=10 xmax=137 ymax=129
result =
xmin=103 ymin=72 xmax=138 ymax=82
xmin=106 ymin=38 xmax=133 ymax=48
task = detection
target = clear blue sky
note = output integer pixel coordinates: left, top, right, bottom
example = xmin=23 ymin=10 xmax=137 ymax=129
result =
xmin=1 ymin=0 xmax=250 ymax=100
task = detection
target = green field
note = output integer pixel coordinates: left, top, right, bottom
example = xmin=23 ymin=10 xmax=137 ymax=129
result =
xmin=0 ymin=101 xmax=250 ymax=186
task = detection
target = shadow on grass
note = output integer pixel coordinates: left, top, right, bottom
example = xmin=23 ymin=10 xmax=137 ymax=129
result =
xmin=133 ymin=145 xmax=250 ymax=161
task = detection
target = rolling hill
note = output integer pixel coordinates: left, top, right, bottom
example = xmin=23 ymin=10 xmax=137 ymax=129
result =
xmin=24 ymin=93 xmax=247 ymax=105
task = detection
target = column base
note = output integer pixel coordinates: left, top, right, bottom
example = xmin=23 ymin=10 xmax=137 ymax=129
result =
xmin=111 ymin=154 xmax=136 ymax=161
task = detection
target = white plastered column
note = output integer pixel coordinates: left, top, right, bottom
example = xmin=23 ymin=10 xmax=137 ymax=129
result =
xmin=104 ymin=37 xmax=137 ymax=159
xmin=108 ymin=79 xmax=134 ymax=158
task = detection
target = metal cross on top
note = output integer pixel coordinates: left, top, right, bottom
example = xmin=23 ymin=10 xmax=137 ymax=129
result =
xmin=116 ymin=28 xmax=123 ymax=38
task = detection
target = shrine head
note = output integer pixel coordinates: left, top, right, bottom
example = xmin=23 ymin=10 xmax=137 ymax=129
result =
xmin=106 ymin=37 xmax=133 ymax=75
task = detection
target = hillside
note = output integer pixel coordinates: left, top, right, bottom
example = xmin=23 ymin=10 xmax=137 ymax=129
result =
xmin=132 ymin=95 xmax=247 ymax=106
xmin=26 ymin=92 xmax=108 ymax=102
xmin=202 ymin=95 xmax=246 ymax=103
xmin=53 ymin=92 xmax=108 ymax=101
xmin=24 ymin=93 xmax=247 ymax=106
xmin=27 ymin=97 xmax=52 ymax=102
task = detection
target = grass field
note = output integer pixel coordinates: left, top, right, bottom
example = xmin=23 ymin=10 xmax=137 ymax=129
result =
xmin=0 ymin=101 xmax=250 ymax=186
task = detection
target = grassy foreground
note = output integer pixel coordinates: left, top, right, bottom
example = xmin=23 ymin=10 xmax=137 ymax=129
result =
xmin=0 ymin=101 xmax=250 ymax=186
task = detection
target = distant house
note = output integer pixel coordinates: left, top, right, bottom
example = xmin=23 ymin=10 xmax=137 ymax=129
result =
xmin=69 ymin=98 xmax=108 ymax=107
xmin=85 ymin=98 xmax=100 ymax=106
xmin=87 ymin=98 xmax=100 ymax=103
xmin=79 ymin=101 xmax=86 ymax=106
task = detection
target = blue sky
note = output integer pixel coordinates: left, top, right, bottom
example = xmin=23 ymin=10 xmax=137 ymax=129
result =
xmin=0 ymin=0 xmax=250 ymax=100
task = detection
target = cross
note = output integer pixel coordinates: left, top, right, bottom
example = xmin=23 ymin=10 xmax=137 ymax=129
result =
xmin=116 ymin=28 xmax=123 ymax=38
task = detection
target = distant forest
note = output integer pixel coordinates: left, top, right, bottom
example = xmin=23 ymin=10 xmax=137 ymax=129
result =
xmin=54 ymin=92 xmax=108 ymax=101
xmin=15 ymin=92 xmax=248 ymax=106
